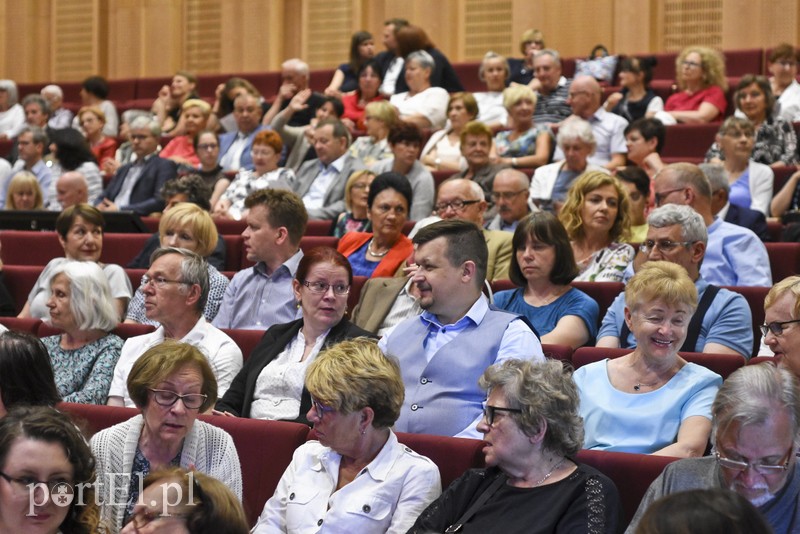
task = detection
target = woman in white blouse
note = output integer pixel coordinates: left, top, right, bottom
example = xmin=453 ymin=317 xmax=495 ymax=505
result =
xmin=214 ymin=247 xmax=374 ymax=422
xmin=389 ymin=50 xmax=449 ymax=129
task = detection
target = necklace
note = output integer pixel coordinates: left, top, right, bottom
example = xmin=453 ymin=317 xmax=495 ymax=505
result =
xmin=534 ymin=457 xmax=565 ymax=486
xmin=367 ymin=239 xmax=389 ymax=257
xmin=633 ymin=380 xmax=659 ymax=391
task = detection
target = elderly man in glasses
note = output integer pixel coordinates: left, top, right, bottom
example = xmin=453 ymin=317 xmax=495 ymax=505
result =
xmin=626 ymin=363 xmax=800 ymax=534
xmin=596 ymin=204 xmax=753 ymax=360
xmin=107 ymin=247 xmax=242 ymax=407
xmin=484 ymin=169 xmax=532 ymax=232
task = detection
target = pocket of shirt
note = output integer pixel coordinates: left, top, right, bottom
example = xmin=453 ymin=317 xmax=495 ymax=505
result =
xmin=344 ymin=495 xmax=394 ymax=522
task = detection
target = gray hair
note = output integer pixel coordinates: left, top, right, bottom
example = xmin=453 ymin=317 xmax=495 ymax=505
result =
xmin=50 ymin=262 xmax=118 ymax=331
xmin=465 ymin=179 xmax=485 ymax=201
xmin=282 ymin=58 xmax=309 ymax=77
xmin=712 ymin=363 xmax=800 ymax=446
xmin=699 ymin=163 xmax=729 ymax=194
xmin=647 ymin=204 xmax=708 ymax=245
xmin=479 ymin=51 xmax=510 ymax=82
xmin=21 ymin=94 xmax=50 ymax=116
xmin=0 ymin=80 xmax=19 ymax=106
xmin=556 ymin=117 xmax=597 ymax=151
xmin=407 ymin=50 xmax=435 ymax=71
xmin=129 ymin=115 xmax=162 ymax=138
xmin=480 ymin=359 xmax=584 ymax=456
xmin=535 ymin=49 xmax=561 ymax=66
xmin=41 ymin=84 xmax=63 ymax=99
xmin=121 ymin=109 xmax=151 ymax=125
xmin=149 ymin=247 xmax=209 ymax=313
xmin=18 ymin=126 xmax=49 ymax=147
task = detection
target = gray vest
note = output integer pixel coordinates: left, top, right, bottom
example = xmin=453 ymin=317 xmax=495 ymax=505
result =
xmin=385 ymin=307 xmax=521 ymax=436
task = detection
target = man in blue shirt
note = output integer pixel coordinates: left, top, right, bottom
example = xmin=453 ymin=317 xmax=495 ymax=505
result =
xmin=597 ymin=204 xmax=753 ymax=359
xmin=379 ymin=219 xmax=542 ymax=438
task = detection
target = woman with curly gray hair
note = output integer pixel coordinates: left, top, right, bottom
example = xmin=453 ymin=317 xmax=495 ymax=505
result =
xmin=409 ymin=359 xmax=622 ymax=533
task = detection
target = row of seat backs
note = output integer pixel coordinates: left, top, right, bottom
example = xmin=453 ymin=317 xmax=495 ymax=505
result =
xmin=56 ymin=401 xmax=679 ymax=527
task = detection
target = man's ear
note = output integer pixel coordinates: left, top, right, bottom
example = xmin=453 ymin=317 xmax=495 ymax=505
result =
xmin=461 ymin=260 xmax=476 ymax=281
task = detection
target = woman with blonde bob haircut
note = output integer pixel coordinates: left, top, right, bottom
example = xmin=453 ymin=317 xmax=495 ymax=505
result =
xmin=409 ymin=359 xmax=622 ymax=532
xmin=494 ymin=84 xmax=552 ymax=169
xmin=558 ymin=170 xmax=634 ymax=282
xmin=574 ymin=261 xmax=722 ymax=456
xmin=5 ymin=171 xmax=43 ymax=210
xmin=122 ymin=466 xmax=249 ymax=534
xmin=125 ymin=202 xmax=229 ymax=326
xmin=92 ymin=340 xmax=241 ymax=532
xmin=253 ymin=338 xmax=441 ymax=534
xmin=348 ymin=100 xmax=397 ymax=166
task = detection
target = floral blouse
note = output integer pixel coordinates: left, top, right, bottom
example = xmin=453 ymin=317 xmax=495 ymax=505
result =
xmin=705 ymin=116 xmax=798 ymax=166
xmin=574 ymin=242 xmax=634 ymax=282
xmin=494 ymin=124 xmax=552 ymax=158
xmin=43 ymin=334 xmax=124 ymax=405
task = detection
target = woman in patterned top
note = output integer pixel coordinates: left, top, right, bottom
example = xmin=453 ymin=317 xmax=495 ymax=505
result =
xmin=42 ymin=261 xmax=123 ymax=405
xmin=559 ymin=171 xmax=634 ymax=282
xmin=493 ymin=84 xmax=552 ymax=170
xmin=409 ymin=359 xmax=622 ymax=533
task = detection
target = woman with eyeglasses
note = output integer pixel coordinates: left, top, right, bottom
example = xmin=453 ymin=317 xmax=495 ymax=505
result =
xmin=574 ymin=262 xmax=722 ymax=457
xmin=121 ymin=466 xmax=249 ymax=534
xmin=212 ymin=130 xmax=294 ymax=220
xmin=494 ymin=212 xmax=599 ymax=349
xmin=761 ymin=275 xmax=800 ymax=378
xmin=337 ymin=173 xmax=413 ymax=278
xmin=660 ymin=46 xmax=727 ymax=124
xmin=409 ymin=359 xmax=621 ymax=533
xmin=0 ymin=405 xmax=103 ymax=534
xmin=42 ymin=261 xmax=123 ymax=405
xmin=253 ymin=337 xmax=441 ymax=533
xmin=188 ymin=130 xmax=229 ymax=207
xmin=92 ymin=339 xmax=242 ymax=533
xmin=215 ymin=247 xmax=374 ymax=422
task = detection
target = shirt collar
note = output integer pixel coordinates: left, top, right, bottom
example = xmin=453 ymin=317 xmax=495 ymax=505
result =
xmin=717 ymin=202 xmax=730 ymax=221
xmin=419 ymin=294 xmax=487 ymax=329
xmin=313 ymin=431 xmax=401 ymax=482
xmin=255 ymin=248 xmax=304 ymax=277
xmin=319 ymin=152 xmax=348 ymax=173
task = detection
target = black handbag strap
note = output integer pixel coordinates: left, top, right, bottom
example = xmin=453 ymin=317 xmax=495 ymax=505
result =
xmin=444 ymin=473 xmax=507 ymax=533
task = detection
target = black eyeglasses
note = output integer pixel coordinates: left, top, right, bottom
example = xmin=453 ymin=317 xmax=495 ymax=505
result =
xmin=148 ymin=388 xmax=207 ymax=410
xmin=434 ymin=199 xmax=480 ymax=213
xmin=0 ymin=471 xmax=72 ymax=497
xmin=300 ymin=280 xmax=350 ymax=296
xmin=482 ymin=405 xmax=522 ymax=426
xmin=760 ymin=319 xmax=800 ymax=338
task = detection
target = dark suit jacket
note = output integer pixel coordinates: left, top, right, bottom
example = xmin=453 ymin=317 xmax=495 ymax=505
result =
xmin=374 ymin=50 xmax=397 ymax=79
xmin=725 ymin=203 xmax=769 ymax=241
xmin=215 ymin=318 xmax=375 ymax=424
xmin=394 ymin=47 xmax=464 ymax=94
xmin=97 ymin=155 xmax=176 ymax=215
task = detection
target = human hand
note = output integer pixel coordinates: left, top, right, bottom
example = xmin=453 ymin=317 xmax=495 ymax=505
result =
xmin=278 ymin=82 xmax=297 ymax=101
xmin=98 ymin=199 xmax=119 ymax=212
xmin=289 ymin=88 xmax=312 ymax=112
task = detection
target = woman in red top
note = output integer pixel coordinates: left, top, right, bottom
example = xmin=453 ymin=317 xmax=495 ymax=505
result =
xmin=663 ymin=46 xmax=728 ymax=123
xmin=79 ymin=106 xmax=118 ymax=170
xmin=341 ymin=60 xmax=385 ymax=131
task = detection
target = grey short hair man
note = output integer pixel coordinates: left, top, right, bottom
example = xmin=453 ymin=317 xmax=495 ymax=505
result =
xmin=626 ymin=363 xmax=800 ymax=533
xmin=701 ymin=162 xmax=769 ymax=241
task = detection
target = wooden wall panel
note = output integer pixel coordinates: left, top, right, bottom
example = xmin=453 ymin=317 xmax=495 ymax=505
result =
xmin=463 ymin=0 xmax=513 ymax=59
xmin=660 ymin=0 xmax=723 ymax=51
xmin=52 ymin=0 xmax=104 ymax=81
xmin=302 ymin=0 xmax=354 ymax=69
xmin=185 ymin=0 xmax=222 ymax=73
xmin=1 ymin=1 xmax=53 ymax=82
xmin=219 ymin=0 xmax=285 ymax=73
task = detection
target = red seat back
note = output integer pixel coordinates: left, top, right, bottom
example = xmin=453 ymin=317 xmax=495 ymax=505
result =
xmin=2 ymin=265 xmax=44 ymax=313
xmin=394 ymin=432 xmax=485 ymax=489
xmin=0 ymin=316 xmax=42 ymax=333
xmin=722 ymin=285 xmax=769 ymax=358
xmin=765 ymin=242 xmax=800 ymax=283
xmin=541 ymin=343 xmax=574 ymax=364
xmin=570 ymin=281 xmax=625 ymax=327
xmin=221 ymin=328 xmax=266 ymax=363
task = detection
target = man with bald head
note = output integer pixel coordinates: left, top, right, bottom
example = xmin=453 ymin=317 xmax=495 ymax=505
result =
xmin=53 ymin=171 xmax=88 ymax=210
xmin=485 ymin=169 xmax=531 ymax=232
xmin=553 ymin=75 xmax=628 ymax=170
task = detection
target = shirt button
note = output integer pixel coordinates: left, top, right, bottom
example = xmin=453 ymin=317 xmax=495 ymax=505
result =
xmin=420 ymin=377 xmax=428 ymax=384
xmin=317 ymin=519 xmax=324 ymax=526
xmin=410 ymin=403 xmax=419 ymax=411
xmin=289 ymin=492 xmax=295 ymax=500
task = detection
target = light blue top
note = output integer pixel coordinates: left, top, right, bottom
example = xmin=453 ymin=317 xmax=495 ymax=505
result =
xmin=573 ymin=359 xmax=722 ymax=454
xmin=597 ymin=277 xmax=754 ymax=358
xmin=493 ymin=287 xmax=599 ymax=342
xmin=728 ymin=167 xmax=752 ymax=210
xmin=702 ymin=217 xmax=772 ymax=287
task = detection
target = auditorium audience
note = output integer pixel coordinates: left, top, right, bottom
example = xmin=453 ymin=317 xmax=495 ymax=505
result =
xmin=474 ymin=51 xmax=511 ymax=128
xmin=73 ymin=75 xmax=118 ymax=136
xmin=102 ymin=109 xmax=152 ymax=176
xmin=576 ymin=261 xmax=722 ymax=456
xmin=530 ymin=118 xmax=606 ymax=213
xmin=703 ymin=162 xmax=769 ymax=241
xmin=159 ymin=98 xmax=212 ymax=167
xmin=188 ymin=129 xmax=228 ymax=206
xmin=4 ymin=126 xmax=52 ymax=207
xmin=94 ymin=340 xmax=242 ymax=532
xmin=215 ymin=247 xmax=373 ymax=421
xmin=252 ymin=338 xmax=440 ymax=533
xmin=324 ymin=30 xmax=376 ymax=98
xmin=0 ymin=406 xmax=103 ymax=533
xmin=558 ymin=170 xmax=633 ymax=282
xmin=333 ymin=169 xmax=375 ymax=237
xmin=393 ymin=24 xmax=463 ymax=94
xmin=624 ymin=117 xmax=667 ymax=179
xmin=41 ymin=84 xmax=74 ymax=130
xmin=706 ymin=75 xmax=798 ymax=168
xmin=768 ymin=43 xmax=800 ymax=122
xmin=494 ymin=85 xmax=552 ymax=169
xmin=0 ymin=331 xmax=61 ymax=416
xmin=508 ymin=28 xmax=545 ymax=86
xmin=108 ymin=248 xmax=242 ymax=406
xmin=347 ymin=100 xmax=397 ymax=166
xmin=0 ymin=79 xmax=24 ymax=140
xmin=763 ymin=275 xmax=800 ymax=378
xmin=531 ymin=49 xmax=572 ymax=125
xmin=4 ymin=171 xmax=43 ymax=210
xmin=125 ymin=204 xmax=229 ymax=326
xmin=42 ymin=261 xmax=122 ymax=405
xmin=150 ymin=70 xmax=199 ymax=136
xmin=389 ymin=50 xmax=450 ymax=129
xmin=340 ymin=60 xmax=386 ymax=131
xmin=485 ymin=168 xmax=532 ymax=232
xmin=211 ymin=76 xmax=259 ymax=133
xmin=421 ymin=92 xmax=478 ymax=172
xmin=213 ymin=129 xmax=294 ymax=220
xmin=450 ymin=120 xmax=507 ymax=196
xmin=262 ymin=58 xmax=325 ymax=127
xmin=616 ymin=165 xmax=651 ymax=242
xmin=370 ymin=122 xmax=435 ymax=221
xmin=493 ymin=211 xmax=599 ymax=348
xmin=604 ymin=56 xmax=663 ymax=122
xmin=17 ymin=204 xmax=132 ymax=321
xmin=338 ymin=172 xmax=413 ymax=278
xmin=218 ymin=92 xmax=267 ymax=172
xmin=78 ymin=106 xmax=117 ymax=170
xmin=48 ymin=127 xmax=103 ymax=206
xmin=374 ymin=18 xmax=409 ymax=96
xmin=52 ymin=171 xmax=89 ymax=210
xmin=660 ymin=46 xmax=727 ymax=124
xmin=408 ymin=359 xmax=621 ymax=533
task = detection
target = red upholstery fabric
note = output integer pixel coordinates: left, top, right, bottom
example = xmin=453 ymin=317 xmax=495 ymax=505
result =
xmin=572 ymin=346 xmax=745 ymax=378
xmin=541 ymin=343 xmax=574 ymax=363
xmin=111 ymin=323 xmax=157 ymax=339
xmin=306 ymin=219 xmax=334 ymax=236
xmin=772 ymin=165 xmax=797 ymax=196
xmin=2 ymin=265 xmax=44 ymax=313
xmin=0 ymin=316 xmax=42 ymax=333
xmin=0 ymin=231 xmax=150 ymax=267
xmin=765 ymin=242 xmax=800 ymax=283
xmin=661 ymin=123 xmax=720 ymax=159
xmin=722 ymin=285 xmax=769 ymax=358
xmin=222 ymin=235 xmax=243 ymax=271
xmin=570 ymin=281 xmax=625 ymax=328
xmin=221 ymin=328 xmax=266 ymax=363
xmin=212 ymin=218 xmax=247 ymax=235
xmin=347 ymin=275 xmax=369 ymax=316
xmin=723 ymin=48 xmax=763 ymax=77
xmin=575 ymin=449 xmax=679 ymax=525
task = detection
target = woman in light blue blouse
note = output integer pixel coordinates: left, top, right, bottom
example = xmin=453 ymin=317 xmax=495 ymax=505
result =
xmin=42 ymin=261 xmax=123 ymax=404
xmin=493 ymin=211 xmax=598 ymax=349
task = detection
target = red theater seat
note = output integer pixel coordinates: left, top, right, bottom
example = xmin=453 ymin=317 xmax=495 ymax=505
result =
xmin=661 ymin=123 xmax=720 ymax=160
xmin=765 ymin=242 xmax=800 ymax=282
xmin=542 ymin=343 xmax=573 ymax=363
xmin=0 ymin=316 xmax=42 ymax=333
xmin=222 ymin=328 xmax=266 ymax=363
xmin=2 ymin=265 xmax=44 ymax=313
xmin=722 ymin=285 xmax=769 ymax=358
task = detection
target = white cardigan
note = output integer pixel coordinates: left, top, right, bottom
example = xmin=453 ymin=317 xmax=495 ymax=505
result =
xmin=742 ymin=160 xmax=774 ymax=216
xmin=90 ymin=414 xmax=242 ymax=533
xmin=529 ymin=162 xmax=609 ymax=204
